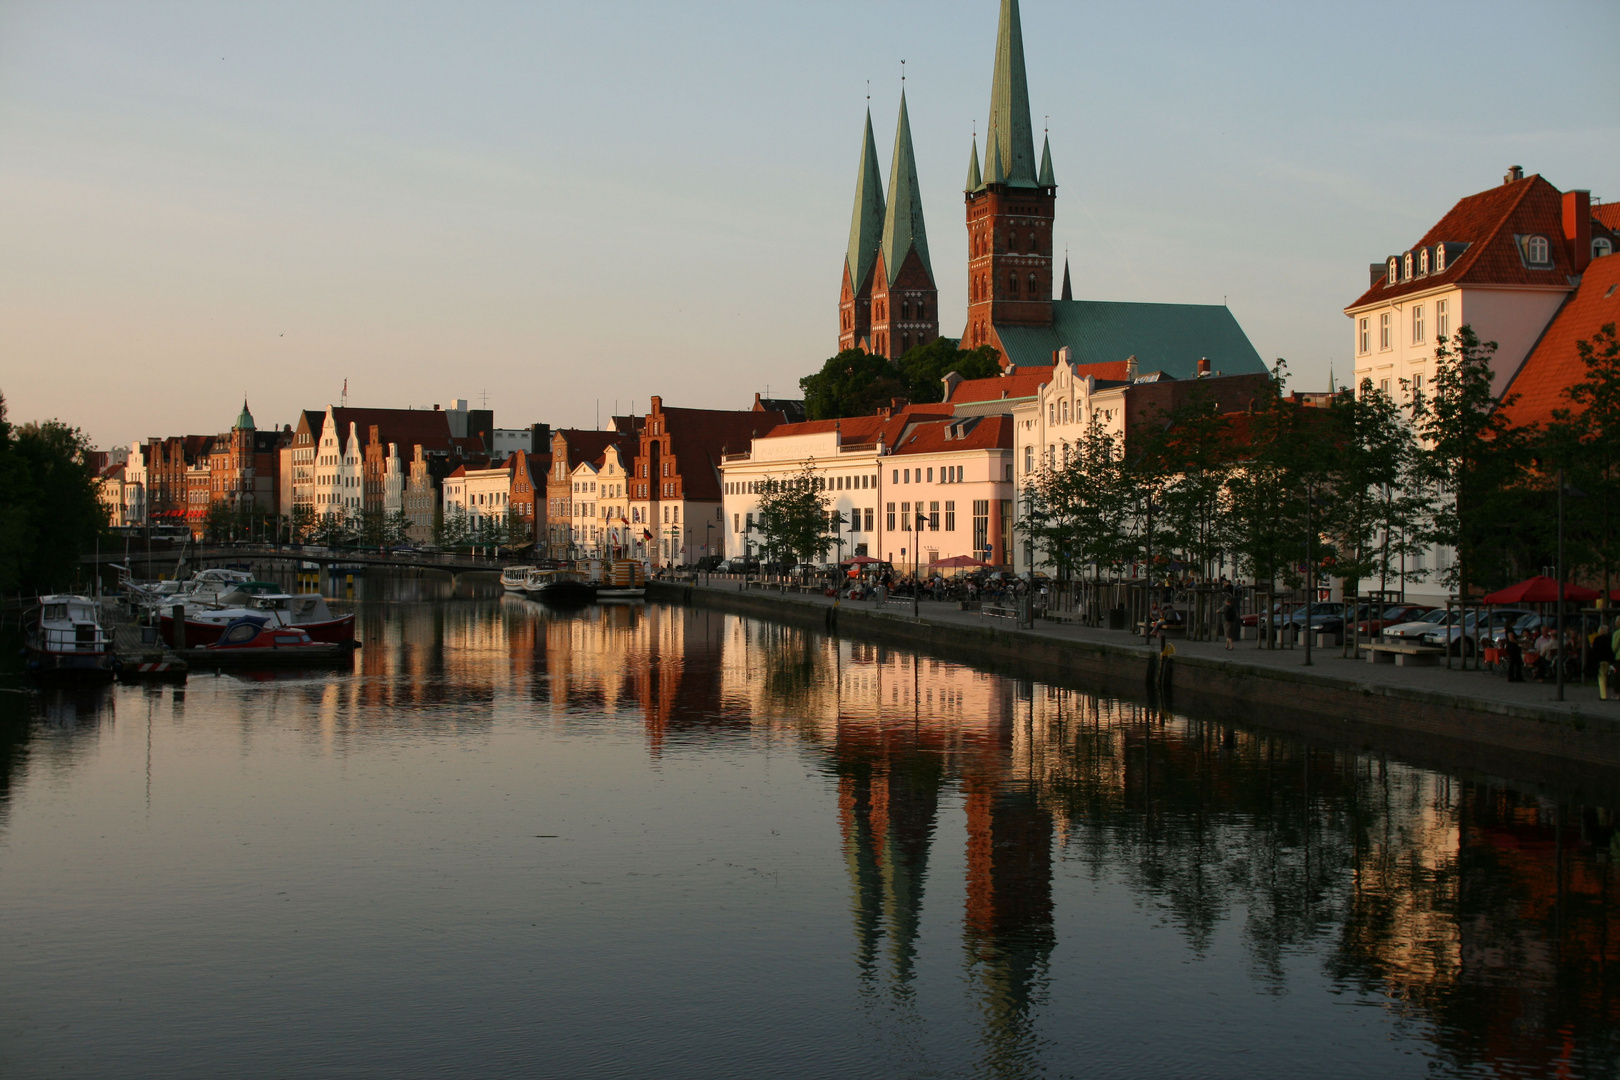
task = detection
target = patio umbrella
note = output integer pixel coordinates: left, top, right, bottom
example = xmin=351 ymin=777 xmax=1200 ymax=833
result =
xmin=929 ymin=554 xmax=987 ymax=568
xmin=841 ymin=555 xmax=882 ymax=565
xmin=1481 ymin=575 xmax=1600 ymax=604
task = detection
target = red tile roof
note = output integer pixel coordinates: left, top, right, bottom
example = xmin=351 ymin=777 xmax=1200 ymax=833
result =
xmin=661 ymin=406 xmax=787 ymax=501
xmin=1346 ymin=175 xmax=1579 ymax=311
xmin=890 ymin=415 xmax=1013 ymax=455
xmin=1498 ymin=254 xmax=1620 ymax=430
xmin=1593 ymin=203 xmax=1620 ymax=233
xmin=945 ymin=360 xmax=1134 ymax=405
xmin=554 ymin=429 xmax=632 ymax=472
xmin=328 ymin=407 xmax=455 ymax=453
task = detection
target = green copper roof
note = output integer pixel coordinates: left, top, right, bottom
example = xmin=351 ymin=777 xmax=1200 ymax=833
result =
xmin=985 ymin=0 xmax=1038 ymax=187
xmin=881 ymin=91 xmax=932 ymax=286
xmin=235 ymin=399 xmax=255 ymax=430
xmin=1038 ymin=133 xmax=1055 ymax=187
xmin=985 ymin=130 xmax=1005 ymax=185
xmin=995 ymin=299 xmax=1267 ymax=377
xmin=845 ymin=109 xmax=886 ymax=294
xmin=965 ymin=134 xmax=982 ymax=192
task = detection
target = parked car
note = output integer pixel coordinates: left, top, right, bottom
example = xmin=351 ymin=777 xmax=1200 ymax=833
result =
xmin=1382 ymin=608 xmax=1456 ymax=643
xmin=1423 ymin=608 xmax=1535 ymax=656
xmin=1353 ymin=604 xmax=1432 ymax=636
xmin=718 ymin=557 xmax=759 ymax=574
xmin=693 ymin=555 xmax=724 ymax=572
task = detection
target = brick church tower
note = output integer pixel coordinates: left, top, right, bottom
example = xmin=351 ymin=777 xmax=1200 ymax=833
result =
xmin=838 ymin=94 xmax=939 ymax=359
xmin=963 ymin=0 xmax=1057 ymax=354
xmin=838 ymin=111 xmax=885 ymax=353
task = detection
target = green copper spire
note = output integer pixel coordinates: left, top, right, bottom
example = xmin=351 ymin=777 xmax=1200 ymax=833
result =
xmin=1038 ymin=133 xmax=1055 ymax=187
xmin=845 ymin=109 xmax=886 ymax=294
xmin=984 ymin=127 xmax=1005 ymax=185
xmin=236 ymin=398 xmax=255 ymax=430
xmin=985 ymin=0 xmax=1038 ymax=187
xmin=881 ymin=91 xmax=932 ymax=286
xmin=965 ymin=134 xmax=982 ymax=192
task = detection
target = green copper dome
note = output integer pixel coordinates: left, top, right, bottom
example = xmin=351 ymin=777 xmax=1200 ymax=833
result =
xmin=235 ymin=399 xmax=255 ymax=430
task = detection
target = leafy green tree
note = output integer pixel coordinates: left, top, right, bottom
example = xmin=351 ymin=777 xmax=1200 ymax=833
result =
xmin=1139 ymin=387 xmax=1236 ymax=582
xmin=316 ymin=509 xmax=351 ymax=548
xmin=384 ymin=509 xmax=412 ymax=548
xmin=0 ymin=396 xmax=108 ymax=594
xmin=1319 ymin=380 xmax=1427 ymax=599
xmin=358 ymin=507 xmax=387 ymax=548
xmin=1410 ymin=325 xmax=1536 ymax=596
xmin=754 ymin=462 xmax=841 ymax=567
xmin=1225 ymin=362 xmax=1310 ymax=591
xmin=503 ymin=508 xmax=529 ymax=547
xmin=434 ymin=505 xmax=469 ymax=550
xmin=289 ymin=503 xmax=315 ymax=543
xmin=799 ymin=349 xmax=907 ymax=420
xmin=203 ymin=500 xmax=235 ymax=543
xmin=894 ymin=339 xmax=1002 ymax=403
xmin=1544 ymin=322 xmax=1620 ymax=593
xmin=1019 ymin=414 xmax=1132 ymax=581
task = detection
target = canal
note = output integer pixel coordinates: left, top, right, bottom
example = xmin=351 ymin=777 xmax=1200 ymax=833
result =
xmin=1 ymin=584 xmax=1616 ymax=1078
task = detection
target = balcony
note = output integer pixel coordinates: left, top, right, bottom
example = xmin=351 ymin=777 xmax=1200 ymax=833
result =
xmin=721 ymin=452 xmax=751 ymax=463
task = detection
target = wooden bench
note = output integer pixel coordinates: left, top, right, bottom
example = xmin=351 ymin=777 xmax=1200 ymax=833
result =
xmin=984 ymin=605 xmax=1018 ymax=621
xmin=1366 ymin=642 xmax=1444 ymax=667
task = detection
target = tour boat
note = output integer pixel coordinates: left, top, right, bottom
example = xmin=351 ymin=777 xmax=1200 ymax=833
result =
xmin=177 ymin=617 xmax=349 ymax=666
xmin=596 ymin=560 xmax=647 ymax=600
xmin=24 ymin=595 xmax=115 ymax=682
xmin=522 ymin=568 xmax=597 ymax=605
xmin=501 ymin=565 xmax=535 ymax=593
xmin=158 ymin=589 xmax=356 ymax=647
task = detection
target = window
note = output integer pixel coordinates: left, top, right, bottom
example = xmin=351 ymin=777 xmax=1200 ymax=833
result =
xmin=886 ymin=503 xmax=895 ymax=531
xmin=1387 ymin=257 xmax=1399 ymax=284
xmin=1008 ymin=273 xmax=1019 ymax=297
xmin=1437 ymin=299 xmax=1449 ymax=340
xmin=926 ymin=468 xmax=933 ymax=483
xmin=929 ymin=501 xmax=940 ymax=531
xmin=945 ymin=501 xmax=956 ymax=531
xmin=973 ymin=500 xmax=990 ymax=558
xmin=1028 ymin=272 xmax=1038 ymax=295
xmin=1358 ymin=317 xmax=1370 ymax=355
xmin=901 ymin=502 xmax=911 ymax=531
xmin=1413 ymin=304 xmax=1424 ymax=344
xmin=1527 ymin=235 xmax=1550 ymax=264
xmin=849 ymin=509 xmax=860 ymax=533
xmin=892 ymin=469 xmax=898 ymax=484
xmin=1435 ymin=244 xmax=1447 ymax=272
xmin=1380 ymin=312 xmax=1391 ymax=350
xmin=1403 ymin=252 xmax=1413 ymax=280
xmin=1595 ymin=238 xmax=1613 ymax=259
xmin=1413 ymin=373 xmax=1425 ymax=399
xmin=1419 ymin=248 xmax=1429 ymax=276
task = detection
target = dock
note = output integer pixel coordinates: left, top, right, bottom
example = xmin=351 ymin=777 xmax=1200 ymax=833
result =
xmin=109 ymin=615 xmax=188 ymax=681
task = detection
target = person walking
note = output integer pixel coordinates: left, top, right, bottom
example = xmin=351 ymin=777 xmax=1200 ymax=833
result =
xmin=1505 ymin=630 xmax=1525 ymax=683
xmin=1594 ymin=622 xmax=1615 ymax=701
xmin=1222 ymin=597 xmax=1239 ymax=651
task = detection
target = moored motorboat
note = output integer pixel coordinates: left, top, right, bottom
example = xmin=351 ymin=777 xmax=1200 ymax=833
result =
xmin=177 ymin=617 xmax=350 ymax=667
xmin=24 ymin=595 xmax=115 ymax=682
xmin=158 ymin=589 xmax=356 ymax=646
xmin=522 ymin=568 xmax=596 ymax=605
xmin=596 ymin=559 xmax=646 ymax=600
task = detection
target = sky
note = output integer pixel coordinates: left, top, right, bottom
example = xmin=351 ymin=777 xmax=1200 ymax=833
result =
xmin=1 ymin=0 xmax=1616 ymax=451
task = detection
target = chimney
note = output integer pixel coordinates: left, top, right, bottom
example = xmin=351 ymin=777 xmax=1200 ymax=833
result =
xmin=1504 ymin=165 xmax=1524 ymax=185
xmin=1564 ymin=190 xmax=1592 ymax=274
xmin=1370 ymin=263 xmax=1386 ymax=288
xmin=1125 ymin=355 xmax=1139 ymax=382
xmin=1197 ymin=357 xmax=1211 ymax=377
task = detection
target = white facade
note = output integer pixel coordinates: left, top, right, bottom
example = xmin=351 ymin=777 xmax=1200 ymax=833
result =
xmin=123 ymin=442 xmax=149 ymax=526
xmin=720 ymin=428 xmax=881 ymax=564
xmin=443 ymin=464 xmax=512 ymax=533
xmin=312 ymin=407 xmax=364 ymax=519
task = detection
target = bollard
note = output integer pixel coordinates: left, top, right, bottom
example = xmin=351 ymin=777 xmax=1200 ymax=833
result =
xmin=172 ymin=604 xmax=186 ymax=650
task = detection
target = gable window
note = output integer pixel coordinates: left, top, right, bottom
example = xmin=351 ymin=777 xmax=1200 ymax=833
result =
xmin=1380 ymin=312 xmax=1391 ymax=350
xmin=1358 ymin=317 xmax=1370 ymax=355
xmin=1437 ymin=298 xmax=1449 ymax=339
xmin=1595 ymin=238 xmax=1613 ymax=259
xmin=1403 ymin=253 xmax=1413 ymax=280
xmin=1418 ymin=248 xmax=1429 ymax=276
xmin=1434 ymin=244 xmax=1447 ymax=272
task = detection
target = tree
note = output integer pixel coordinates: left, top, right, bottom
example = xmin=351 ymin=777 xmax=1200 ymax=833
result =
xmin=1019 ymin=414 xmax=1132 ymax=581
xmin=503 ymin=508 xmax=530 ymax=548
xmin=1138 ymin=387 xmax=1236 ymax=583
xmin=0 ymin=396 xmax=107 ymax=594
xmin=358 ymin=507 xmax=388 ymax=549
xmin=384 ymin=509 xmax=412 ymax=548
xmin=203 ymin=500 xmax=235 ymax=543
xmin=315 ymin=509 xmax=351 ymax=549
xmin=1410 ymin=325 xmax=1535 ymax=597
xmin=1225 ymin=362 xmax=1309 ymax=591
xmin=799 ymin=349 xmax=907 ymax=420
xmin=754 ymin=462 xmax=841 ymax=567
xmin=1319 ymin=380 xmax=1427 ymax=600
xmin=1545 ymin=322 xmax=1620 ymax=594
xmin=894 ymin=339 xmax=1002 ymax=403
xmin=434 ymin=505 xmax=469 ymax=550
xmin=289 ymin=503 xmax=315 ymax=543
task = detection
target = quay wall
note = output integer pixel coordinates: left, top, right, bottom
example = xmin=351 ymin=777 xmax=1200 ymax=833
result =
xmin=650 ymin=581 xmax=1620 ymax=795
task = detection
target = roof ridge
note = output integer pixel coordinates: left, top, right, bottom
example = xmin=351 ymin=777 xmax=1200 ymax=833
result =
xmin=1453 ymin=174 xmax=1546 ymax=283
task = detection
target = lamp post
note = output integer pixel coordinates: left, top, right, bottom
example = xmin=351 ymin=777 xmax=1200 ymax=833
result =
xmin=913 ymin=508 xmax=928 ymax=617
xmin=1304 ymin=483 xmax=1315 ymax=668
xmin=1555 ymin=470 xmax=1586 ymax=702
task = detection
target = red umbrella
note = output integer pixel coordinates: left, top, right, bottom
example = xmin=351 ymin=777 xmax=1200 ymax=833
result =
xmin=841 ymin=555 xmax=882 ymax=565
xmin=929 ymin=554 xmax=988 ymax=568
xmin=1481 ymin=575 xmax=1600 ymax=604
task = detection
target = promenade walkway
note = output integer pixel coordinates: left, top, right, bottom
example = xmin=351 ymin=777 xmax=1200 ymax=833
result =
xmin=675 ymin=578 xmax=1619 ymax=725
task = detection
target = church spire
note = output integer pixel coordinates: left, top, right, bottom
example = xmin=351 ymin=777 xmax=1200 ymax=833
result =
xmin=985 ymin=128 xmax=1005 ymax=185
xmin=965 ymin=134 xmax=982 ymax=192
xmin=881 ymin=90 xmax=932 ymax=286
xmin=1060 ymin=256 xmax=1072 ymax=301
xmin=845 ymin=109 xmax=886 ymax=295
xmin=1038 ymin=133 xmax=1055 ymax=187
xmin=985 ymin=0 xmax=1037 ymax=187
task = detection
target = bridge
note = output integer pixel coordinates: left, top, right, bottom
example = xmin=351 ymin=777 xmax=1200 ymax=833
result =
xmin=82 ymin=544 xmax=516 ymax=578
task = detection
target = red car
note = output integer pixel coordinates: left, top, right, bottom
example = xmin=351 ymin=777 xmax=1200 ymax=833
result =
xmin=1354 ymin=604 xmax=1433 ymax=636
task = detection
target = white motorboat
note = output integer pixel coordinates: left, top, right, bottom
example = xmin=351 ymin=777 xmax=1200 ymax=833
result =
xmin=160 ymin=588 xmax=356 ymax=646
xmin=500 ymin=566 xmax=535 ymax=593
xmin=25 ymin=595 xmax=115 ymax=682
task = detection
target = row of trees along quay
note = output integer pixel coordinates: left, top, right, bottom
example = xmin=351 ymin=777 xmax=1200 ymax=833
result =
xmin=1017 ymin=322 xmax=1620 ymax=636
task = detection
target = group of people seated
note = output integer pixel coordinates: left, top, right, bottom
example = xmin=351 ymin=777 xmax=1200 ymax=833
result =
xmin=1500 ymin=626 xmax=1585 ymax=683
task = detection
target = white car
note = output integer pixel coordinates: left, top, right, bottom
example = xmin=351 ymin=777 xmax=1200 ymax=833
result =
xmin=1381 ymin=608 xmax=1455 ymax=642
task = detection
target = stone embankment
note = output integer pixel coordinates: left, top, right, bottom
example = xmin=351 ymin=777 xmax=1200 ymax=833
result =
xmin=651 ymin=579 xmax=1620 ymax=791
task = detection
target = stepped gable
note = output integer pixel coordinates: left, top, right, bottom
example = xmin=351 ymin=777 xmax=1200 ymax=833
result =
xmin=1499 ymin=254 xmax=1620 ymax=429
xmin=1347 ymin=174 xmax=1580 ymax=309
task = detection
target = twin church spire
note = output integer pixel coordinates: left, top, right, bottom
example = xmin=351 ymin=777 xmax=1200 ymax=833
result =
xmin=840 ymin=0 xmax=1055 ymax=362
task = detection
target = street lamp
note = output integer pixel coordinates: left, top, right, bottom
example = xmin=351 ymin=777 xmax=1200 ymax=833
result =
xmin=913 ymin=508 xmax=928 ymax=617
xmin=1556 ymin=469 xmax=1586 ymax=702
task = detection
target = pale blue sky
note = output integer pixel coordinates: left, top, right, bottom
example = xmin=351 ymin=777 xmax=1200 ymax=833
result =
xmin=2 ymin=0 xmax=1615 ymax=450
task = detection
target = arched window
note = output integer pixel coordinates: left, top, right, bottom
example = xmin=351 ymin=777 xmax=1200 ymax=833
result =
xmin=1028 ymin=232 xmax=1038 ymax=253
xmin=917 ymin=301 xmax=927 ymax=320
xmin=1387 ymin=257 xmax=1399 ymax=284
xmin=1028 ymin=272 xmax=1038 ymax=295
xmin=1528 ymin=235 xmax=1550 ymax=264
xmin=1418 ymin=248 xmax=1429 ymax=275
xmin=1403 ymin=252 xmax=1413 ymax=279
xmin=1597 ymin=238 xmax=1614 ymax=259
xmin=1008 ymin=273 xmax=1019 ymax=297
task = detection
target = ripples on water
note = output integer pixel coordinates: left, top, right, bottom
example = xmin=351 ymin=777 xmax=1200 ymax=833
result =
xmin=0 ymin=583 xmax=1616 ymax=1079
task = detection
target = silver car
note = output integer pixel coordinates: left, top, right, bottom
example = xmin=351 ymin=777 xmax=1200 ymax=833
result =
xmin=1381 ymin=608 xmax=1454 ymax=642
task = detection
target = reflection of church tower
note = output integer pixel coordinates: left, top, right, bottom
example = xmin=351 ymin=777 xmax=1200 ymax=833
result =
xmin=838 ymin=742 xmax=945 ymax=985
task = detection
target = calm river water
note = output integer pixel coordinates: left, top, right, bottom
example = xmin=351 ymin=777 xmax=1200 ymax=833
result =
xmin=1 ymin=582 xmax=1616 ymax=1078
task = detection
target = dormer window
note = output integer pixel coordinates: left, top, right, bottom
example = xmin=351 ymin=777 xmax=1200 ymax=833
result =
xmin=1387 ymin=257 xmax=1399 ymax=285
xmin=1418 ymin=248 xmax=1429 ymax=276
xmin=1519 ymin=234 xmax=1553 ymax=266
xmin=1403 ymin=252 xmax=1413 ymax=280
xmin=1594 ymin=238 xmax=1613 ymax=259
xmin=1434 ymin=244 xmax=1447 ymax=272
